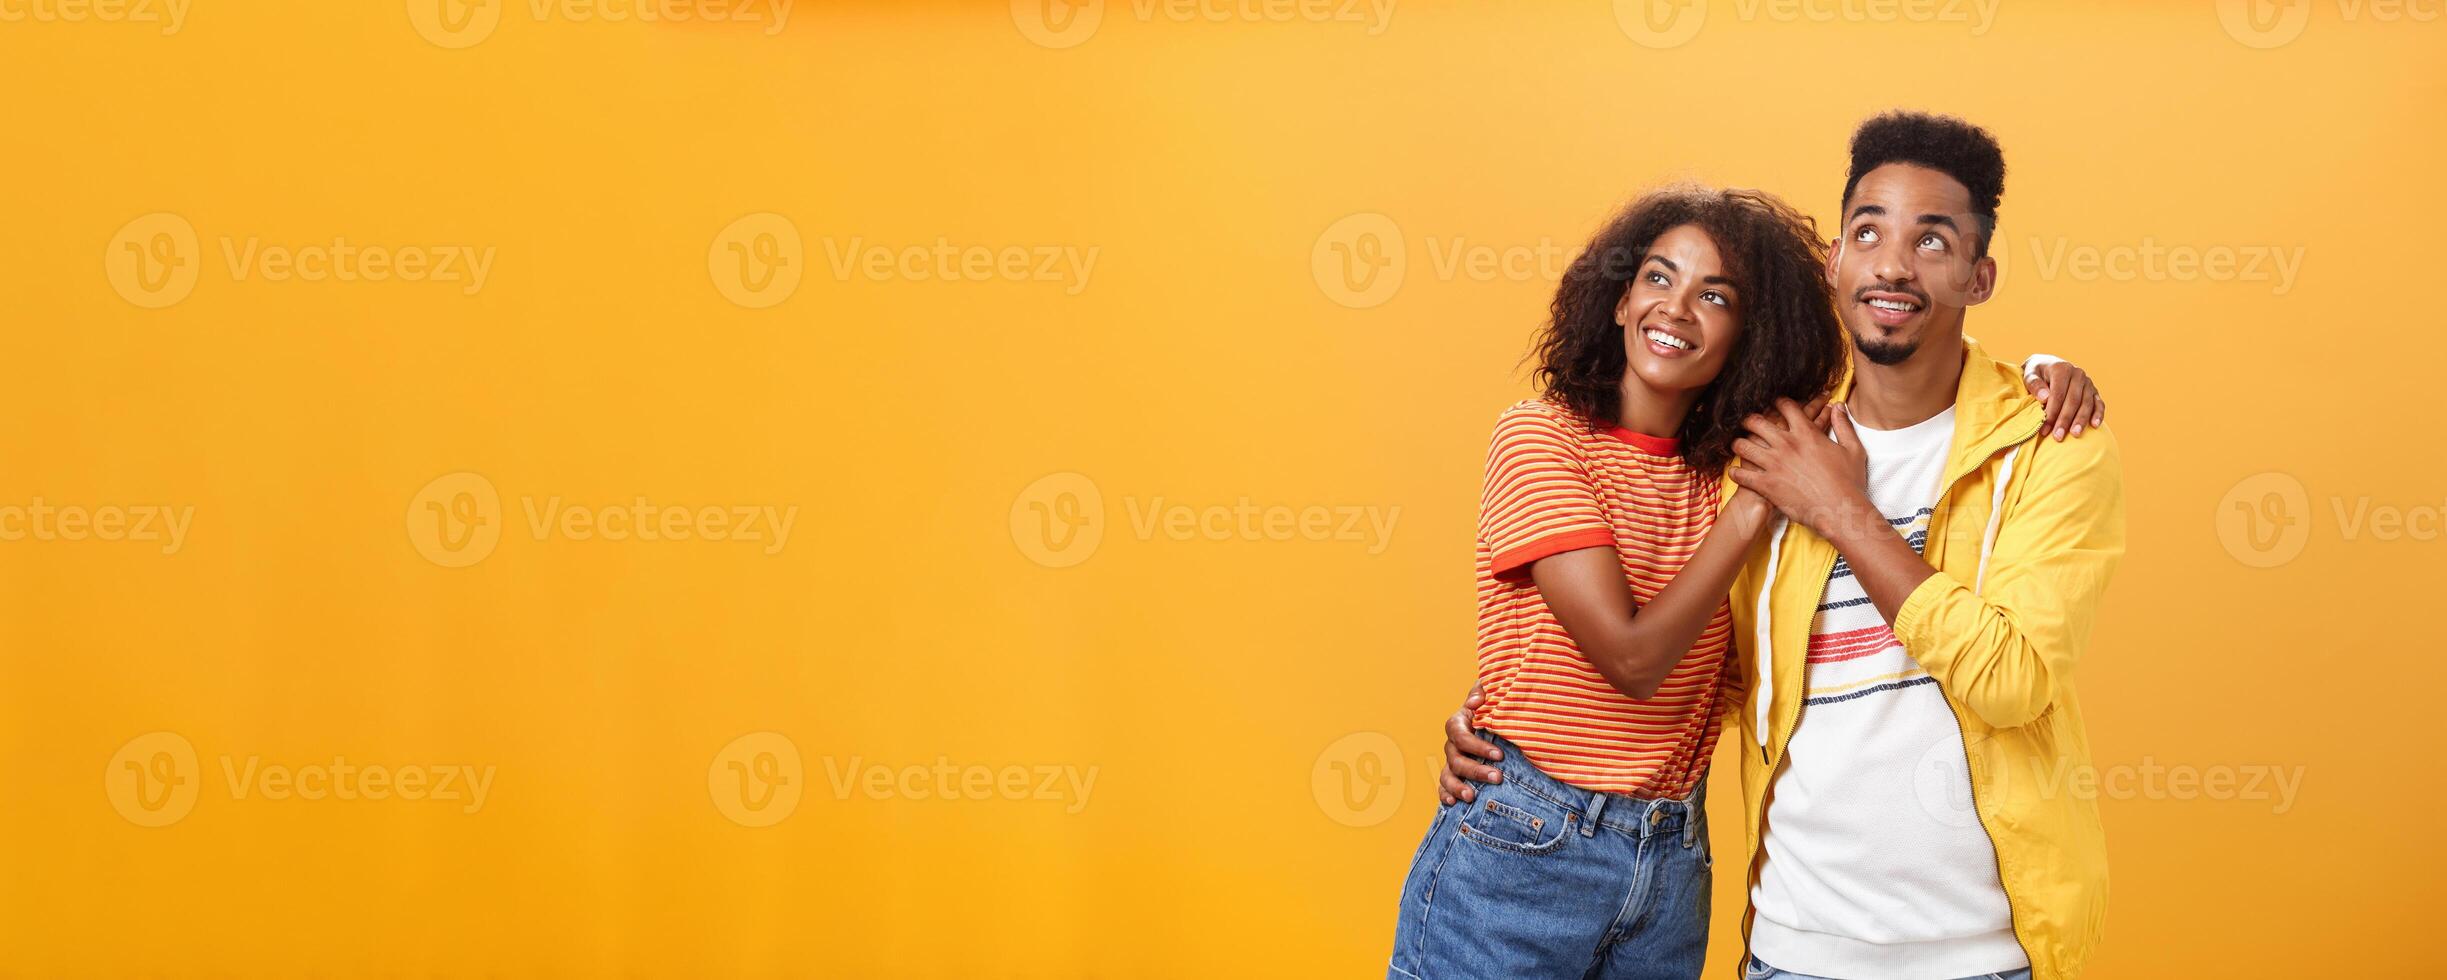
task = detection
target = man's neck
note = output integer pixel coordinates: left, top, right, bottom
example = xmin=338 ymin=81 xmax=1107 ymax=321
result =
xmin=1847 ymin=334 xmax=1965 ymax=430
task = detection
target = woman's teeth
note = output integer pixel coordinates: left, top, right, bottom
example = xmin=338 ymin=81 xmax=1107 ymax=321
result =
xmin=1645 ymin=329 xmax=1691 ymax=351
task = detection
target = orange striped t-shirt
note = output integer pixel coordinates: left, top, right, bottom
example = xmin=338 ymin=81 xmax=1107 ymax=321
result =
xmin=1470 ymin=399 xmax=1739 ymax=798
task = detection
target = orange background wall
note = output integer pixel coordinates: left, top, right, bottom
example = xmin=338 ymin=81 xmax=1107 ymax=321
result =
xmin=3 ymin=1 xmax=2439 ymax=976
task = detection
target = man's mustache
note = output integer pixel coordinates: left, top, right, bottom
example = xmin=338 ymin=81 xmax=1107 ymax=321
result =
xmin=1854 ymin=280 xmax=1930 ymax=305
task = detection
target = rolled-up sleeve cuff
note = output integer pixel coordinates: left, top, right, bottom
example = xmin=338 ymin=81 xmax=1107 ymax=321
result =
xmin=1490 ymin=529 xmax=1616 ymax=580
xmin=1892 ymin=571 xmax=1962 ymax=651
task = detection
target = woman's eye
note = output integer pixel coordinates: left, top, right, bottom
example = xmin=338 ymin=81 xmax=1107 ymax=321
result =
xmin=1701 ymin=290 xmax=1729 ymax=308
xmin=1644 ymin=270 xmax=1670 ymax=287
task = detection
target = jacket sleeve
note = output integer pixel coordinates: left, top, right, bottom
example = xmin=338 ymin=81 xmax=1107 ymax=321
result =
xmin=1891 ymin=429 xmax=2125 ymax=728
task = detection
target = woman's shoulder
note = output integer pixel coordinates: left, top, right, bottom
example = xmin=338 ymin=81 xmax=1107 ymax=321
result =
xmin=1489 ymin=398 xmax=1602 ymax=456
xmin=1493 ymin=397 xmax=1592 ymax=430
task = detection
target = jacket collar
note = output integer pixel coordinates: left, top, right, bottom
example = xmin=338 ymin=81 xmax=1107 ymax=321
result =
xmin=1836 ymin=336 xmax=2046 ymax=490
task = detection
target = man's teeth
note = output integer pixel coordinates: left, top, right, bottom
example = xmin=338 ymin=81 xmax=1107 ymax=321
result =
xmin=1869 ymin=298 xmax=1919 ymax=312
xmin=1645 ymin=329 xmax=1691 ymax=351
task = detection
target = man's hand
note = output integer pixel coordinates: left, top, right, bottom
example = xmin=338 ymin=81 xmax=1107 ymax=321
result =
xmin=2027 ymin=359 xmax=2105 ymax=442
xmin=1437 ymin=686 xmax=1504 ymax=805
xmin=1728 ymin=399 xmax=1880 ymax=544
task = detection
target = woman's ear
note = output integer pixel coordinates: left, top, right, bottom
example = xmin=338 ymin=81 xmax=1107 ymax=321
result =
xmin=1613 ymin=283 xmax=1635 ymax=326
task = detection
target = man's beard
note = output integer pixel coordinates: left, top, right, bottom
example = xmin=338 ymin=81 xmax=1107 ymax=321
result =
xmin=1852 ymin=330 xmax=1919 ymax=366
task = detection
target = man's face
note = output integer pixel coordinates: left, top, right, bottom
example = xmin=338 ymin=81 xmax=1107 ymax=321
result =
xmin=1829 ymin=163 xmax=1995 ymax=366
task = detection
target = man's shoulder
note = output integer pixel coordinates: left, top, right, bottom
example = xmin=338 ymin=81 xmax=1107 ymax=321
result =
xmin=2019 ymin=422 xmax=2124 ymax=487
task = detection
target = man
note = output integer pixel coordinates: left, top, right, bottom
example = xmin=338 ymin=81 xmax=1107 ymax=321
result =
xmin=1442 ymin=112 xmax=2123 ymax=980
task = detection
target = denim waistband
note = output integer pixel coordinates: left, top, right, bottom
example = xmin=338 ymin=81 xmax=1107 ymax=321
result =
xmin=1478 ymin=729 xmax=1704 ymax=842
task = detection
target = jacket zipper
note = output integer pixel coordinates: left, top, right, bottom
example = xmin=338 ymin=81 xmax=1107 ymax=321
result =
xmin=1943 ymin=420 xmax=2043 ymax=974
xmin=1740 ymin=542 xmax=1837 ymax=965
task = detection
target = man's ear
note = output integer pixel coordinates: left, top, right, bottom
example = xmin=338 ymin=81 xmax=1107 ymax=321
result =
xmin=1965 ymin=253 xmax=1998 ymax=306
xmin=1825 ymin=236 xmax=1845 ymax=288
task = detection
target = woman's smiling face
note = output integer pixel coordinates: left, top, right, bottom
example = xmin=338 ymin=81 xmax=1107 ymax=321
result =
xmin=1616 ymin=223 xmax=1742 ymax=396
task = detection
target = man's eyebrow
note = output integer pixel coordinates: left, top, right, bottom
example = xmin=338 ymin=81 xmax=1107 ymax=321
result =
xmin=1917 ymin=213 xmax=1961 ymax=233
xmin=1847 ymin=204 xmax=1885 ymax=223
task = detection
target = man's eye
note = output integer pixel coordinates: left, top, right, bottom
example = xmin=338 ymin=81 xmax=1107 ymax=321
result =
xmin=1919 ymin=233 xmax=1948 ymax=252
xmin=1853 ymin=227 xmax=1879 ymax=244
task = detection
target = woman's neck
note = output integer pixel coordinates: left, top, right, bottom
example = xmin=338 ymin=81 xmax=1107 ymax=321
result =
xmin=1616 ymin=377 xmax=1696 ymax=438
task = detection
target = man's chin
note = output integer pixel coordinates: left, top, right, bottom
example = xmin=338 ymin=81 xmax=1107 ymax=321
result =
xmin=1851 ymin=331 xmax=1919 ymax=367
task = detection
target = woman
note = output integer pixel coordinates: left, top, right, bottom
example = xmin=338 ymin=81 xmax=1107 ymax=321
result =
xmin=1386 ymin=186 xmax=2101 ymax=980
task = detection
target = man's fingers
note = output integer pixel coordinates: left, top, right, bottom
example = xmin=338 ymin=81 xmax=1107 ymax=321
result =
xmin=1741 ymin=414 xmax=1788 ymax=443
xmin=1774 ymin=398 xmax=1815 ymax=435
xmin=1733 ymin=437 xmax=1772 ymax=467
xmin=1828 ymin=403 xmax=1861 ymax=449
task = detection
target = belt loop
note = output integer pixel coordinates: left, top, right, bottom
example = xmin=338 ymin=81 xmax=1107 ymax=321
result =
xmin=1681 ymin=784 xmax=1703 ymax=848
xmin=1582 ymin=791 xmax=1607 ymax=837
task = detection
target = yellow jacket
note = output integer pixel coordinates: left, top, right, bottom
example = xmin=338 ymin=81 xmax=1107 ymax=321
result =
xmin=1727 ymin=339 xmax=2125 ymax=980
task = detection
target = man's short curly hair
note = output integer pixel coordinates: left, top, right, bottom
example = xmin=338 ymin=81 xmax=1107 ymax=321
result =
xmin=1841 ymin=111 xmax=2006 ymax=257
